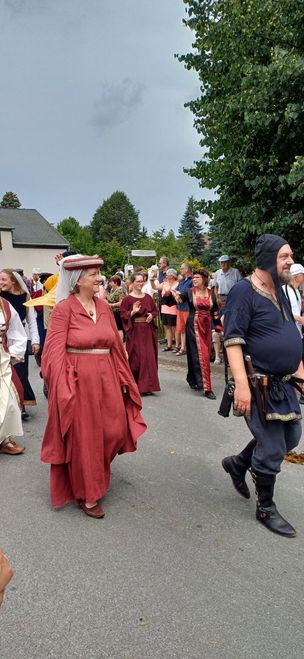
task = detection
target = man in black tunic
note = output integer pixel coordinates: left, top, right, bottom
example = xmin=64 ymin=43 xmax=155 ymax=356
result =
xmin=222 ymin=234 xmax=304 ymax=537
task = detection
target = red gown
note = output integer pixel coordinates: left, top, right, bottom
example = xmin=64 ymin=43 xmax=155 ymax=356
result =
xmin=185 ymin=289 xmax=214 ymax=392
xmin=40 ymin=295 xmax=147 ymax=508
xmin=120 ymin=294 xmax=160 ymax=394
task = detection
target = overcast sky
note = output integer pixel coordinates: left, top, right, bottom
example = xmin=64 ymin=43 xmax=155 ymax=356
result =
xmin=1 ymin=0 xmax=212 ymax=232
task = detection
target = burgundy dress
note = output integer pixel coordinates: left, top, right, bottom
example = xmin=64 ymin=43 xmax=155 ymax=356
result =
xmin=41 ymin=295 xmax=146 ymax=508
xmin=120 ymin=294 xmax=160 ymax=394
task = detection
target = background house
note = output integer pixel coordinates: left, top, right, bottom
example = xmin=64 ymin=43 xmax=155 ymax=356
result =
xmin=0 ymin=208 xmax=69 ymax=275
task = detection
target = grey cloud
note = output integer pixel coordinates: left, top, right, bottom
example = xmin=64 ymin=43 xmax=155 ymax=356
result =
xmin=1 ymin=0 xmax=203 ymax=231
xmin=3 ymin=0 xmax=48 ymax=12
xmin=2 ymin=0 xmax=84 ymax=26
xmin=90 ymin=79 xmax=145 ymax=130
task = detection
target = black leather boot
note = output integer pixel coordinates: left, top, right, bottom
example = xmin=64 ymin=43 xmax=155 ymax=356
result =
xmin=222 ymin=438 xmax=256 ymax=499
xmin=253 ymin=471 xmax=296 ymax=537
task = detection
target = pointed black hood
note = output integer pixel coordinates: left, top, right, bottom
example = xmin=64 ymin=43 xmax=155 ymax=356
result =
xmin=255 ymin=233 xmax=289 ymax=318
xmin=255 ymin=234 xmax=288 ymax=274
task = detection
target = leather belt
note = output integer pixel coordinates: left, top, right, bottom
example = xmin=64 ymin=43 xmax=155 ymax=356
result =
xmin=66 ymin=348 xmax=110 ymax=354
xmin=134 ymin=317 xmax=147 ymax=323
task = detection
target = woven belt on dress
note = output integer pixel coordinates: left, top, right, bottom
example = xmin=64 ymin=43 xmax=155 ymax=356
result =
xmin=134 ymin=317 xmax=147 ymax=323
xmin=66 ymin=348 xmax=110 ymax=354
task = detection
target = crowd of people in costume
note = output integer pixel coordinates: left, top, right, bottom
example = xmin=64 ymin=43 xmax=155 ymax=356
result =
xmin=1 ymin=242 xmax=304 ymax=531
xmin=3 ymin=234 xmax=304 ymax=605
xmin=0 ymin=252 xmax=234 ymax=505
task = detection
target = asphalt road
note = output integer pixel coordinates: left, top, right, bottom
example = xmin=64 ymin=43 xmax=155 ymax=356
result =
xmin=1 ymin=358 xmax=304 ymax=659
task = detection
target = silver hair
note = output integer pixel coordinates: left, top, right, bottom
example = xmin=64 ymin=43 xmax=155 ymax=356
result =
xmin=166 ymin=268 xmax=178 ymax=278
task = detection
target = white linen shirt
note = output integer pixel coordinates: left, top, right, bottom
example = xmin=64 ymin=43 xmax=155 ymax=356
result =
xmin=1 ymin=302 xmax=27 ymax=359
xmin=282 ymin=284 xmax=302 ymax=337
xmin=214 ymin=267 xmax=241 ymax=295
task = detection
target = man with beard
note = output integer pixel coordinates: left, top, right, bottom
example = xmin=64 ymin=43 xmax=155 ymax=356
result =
xmin=221 ymin=235 xmax=304 ymax=537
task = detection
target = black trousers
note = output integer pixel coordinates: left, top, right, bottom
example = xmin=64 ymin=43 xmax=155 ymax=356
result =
xmin=245 ymin=403 xmax=301 ymax=476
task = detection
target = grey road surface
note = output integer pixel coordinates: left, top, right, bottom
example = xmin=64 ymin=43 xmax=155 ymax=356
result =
xmin=1 ymin=360 xmax=304 ymax=659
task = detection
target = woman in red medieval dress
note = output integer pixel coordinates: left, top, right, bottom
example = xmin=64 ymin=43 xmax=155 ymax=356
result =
xmin=41 ymin=255 xmax=147 ymax=519
xmin=120 ymin=272 xmax=160 ymax=395
xmin=172 ymin=269 xmax=217 ymax=400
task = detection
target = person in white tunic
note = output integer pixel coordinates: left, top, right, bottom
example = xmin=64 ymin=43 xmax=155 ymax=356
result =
xmin=282 ymin=263 xmax=304 ymax=337
xmin=0 ymin=298 xmax=27 ymax=455
xmin=0 ymin=269 xmax=40 ymax=420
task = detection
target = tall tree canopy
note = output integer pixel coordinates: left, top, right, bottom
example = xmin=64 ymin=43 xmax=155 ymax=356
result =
xmin=136 ymin=226 xmax=190 ymax=262
xmin=179 ymin=195 xmax=204 ymax=259
xmin=179 ymin=0 xmax=304 ymax=263
xmin=91 ymin=191 xmax=141 ymax=246
xmin=1 ymin=191 xmax=21 ymax=208
xmin=97 ymin=238 xmax=126 ymax=277
xmin=57 ymin=217 xmax=95 ymax=254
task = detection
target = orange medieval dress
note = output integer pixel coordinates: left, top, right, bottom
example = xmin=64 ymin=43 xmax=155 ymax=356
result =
xmin=40 ymin=295 xmax=147 ymax=507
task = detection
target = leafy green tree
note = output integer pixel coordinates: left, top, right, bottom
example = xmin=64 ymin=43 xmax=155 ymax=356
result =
xmin=57 ymin=217 xmax=95 ymax=254
xmin=1 ymin=191 xmax=21 ymax=208
xmin=186 ymin=257 xmax=205 ymax=271
xmin=56 ymin=216 xmax=192 ymax=274
xmin=179 ymin=196 xmax=204 ymax=259
xmin=91 ymin=191 xmax=141 ymax=246
xmin=135 ymin=227 xmax=190 ymax=264
xmin=179 ymin=0 xmax=304 ymax=263
xmin=97 ymin=238 xmax=126 ymax=277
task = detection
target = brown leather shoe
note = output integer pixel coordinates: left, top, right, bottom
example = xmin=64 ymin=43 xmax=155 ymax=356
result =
xmin=80 ymin=502 xmax=105 ymax=518
xmin=0 ymin=438 xmax=25 ymax=455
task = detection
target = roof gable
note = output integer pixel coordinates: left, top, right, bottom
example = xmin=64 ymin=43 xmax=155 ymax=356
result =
xmin=0 ymin=209 xmax=69 ymax=247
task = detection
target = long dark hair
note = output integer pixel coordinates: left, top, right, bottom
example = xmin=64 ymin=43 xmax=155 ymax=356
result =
xmin=193 ymin=268 xmax=209 ymax=280
xmin=109 ymin=275 xmax=121 ymax=286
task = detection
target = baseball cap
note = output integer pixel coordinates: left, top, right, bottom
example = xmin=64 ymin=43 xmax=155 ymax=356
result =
xmin=219 ymin=255 xmax=230 ymax=263
xmin=290 ymin=263 xmax=304 ymax=276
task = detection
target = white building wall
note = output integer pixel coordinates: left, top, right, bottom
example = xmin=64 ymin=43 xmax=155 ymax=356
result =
xmin=0 ymin=230 xmax=66 ymax=275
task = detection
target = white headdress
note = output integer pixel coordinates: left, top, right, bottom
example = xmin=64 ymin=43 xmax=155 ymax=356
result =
xmin=55 ymin=254 xmax=84 ymax=303
xmin=12 ymin=271 xmax=30 ymax=299
xmin=56 ymin=254 xmax=104 ymax=303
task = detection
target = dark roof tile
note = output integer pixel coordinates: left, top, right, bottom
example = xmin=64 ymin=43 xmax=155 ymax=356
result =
xmin=0 ymin=209 xmax=69 ymax=247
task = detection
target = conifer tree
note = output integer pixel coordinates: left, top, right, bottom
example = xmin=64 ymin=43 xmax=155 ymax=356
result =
xmin=179 ymin=196 xmax=203 ymax=259
xmin=1 ymin=192 xmax=21 ymax=208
